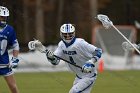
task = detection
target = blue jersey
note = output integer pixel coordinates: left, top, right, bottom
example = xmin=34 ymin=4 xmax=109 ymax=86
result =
xmin=0 ymin=25 xmax=18 ymax=65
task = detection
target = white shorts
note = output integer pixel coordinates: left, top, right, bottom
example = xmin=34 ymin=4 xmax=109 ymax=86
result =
xmin=69 ymin=73 xmax=97 ymax=93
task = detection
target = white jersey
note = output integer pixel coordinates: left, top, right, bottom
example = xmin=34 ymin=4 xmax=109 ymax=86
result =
xmin=54 ymin=38 xmax=98 ymax=78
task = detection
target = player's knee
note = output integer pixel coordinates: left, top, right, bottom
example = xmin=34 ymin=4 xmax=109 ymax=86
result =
xmin=69 ymin=87 xmax=81 ymax=93
xmin=8 ymin=84 xmax=18 ymax=92
xmin=9 ymin=84 xmax=17 ymax=89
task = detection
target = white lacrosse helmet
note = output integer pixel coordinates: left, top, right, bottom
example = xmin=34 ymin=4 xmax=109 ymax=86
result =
xmin=0 ymin=6 xmax=9 ymax=17
xmin=0 ymin=6 xmax=9 ymax=27
xmin=60 ymin=23 xmax=75 ymax=43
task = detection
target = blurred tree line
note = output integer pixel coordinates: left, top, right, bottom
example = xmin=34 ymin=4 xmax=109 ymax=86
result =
xmin=0 ymin=0 xmax=140 ymax=52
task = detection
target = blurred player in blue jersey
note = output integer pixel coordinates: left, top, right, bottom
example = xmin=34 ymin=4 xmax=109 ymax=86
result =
xmin=46 ymin=23 xmax=102 ymax=93
xmin=0 ymin=6 xmax=20 ymax=93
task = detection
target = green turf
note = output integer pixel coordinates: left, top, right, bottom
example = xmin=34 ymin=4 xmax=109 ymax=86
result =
xmin=0 ymin=70 xmax=140 ymax=93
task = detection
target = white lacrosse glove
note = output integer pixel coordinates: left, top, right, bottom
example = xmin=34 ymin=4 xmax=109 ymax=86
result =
xmin=82 ymin=60 xmax=95 ymax=73
xmin=46 ymin=50 xmax=60 ymax=65
xmin=9 ymin=57 xmax=19 ymax=68
xmin=46 ymin=50 xmax=54 ymax=59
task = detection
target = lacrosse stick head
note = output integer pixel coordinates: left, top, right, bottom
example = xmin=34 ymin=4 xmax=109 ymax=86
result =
xmin=122 ymin=41 xmax=137 ymax=51
xmin=28 ymin=41 xmax=36 ymax=50
xmin=34 ymin=40 xmax=46 ymax=53
xmin=96 ymin=14 xmax=113 ymax=29
xmin=28 ymin=40 xmax=47 ymax=53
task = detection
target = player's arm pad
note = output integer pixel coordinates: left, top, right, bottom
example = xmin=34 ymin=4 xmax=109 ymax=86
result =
xmin=11 ymin=40 xmax=20 ymax=50
xmin=91 ymin=48 xmax=102 ymax=63
xmin=46 ymin=50 xmax=60 ymax=65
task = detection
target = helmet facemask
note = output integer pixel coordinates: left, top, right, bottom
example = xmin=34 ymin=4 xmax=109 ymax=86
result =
xmin=61 ymin=32 xmax=75 ymax=43
xmin=0 ymin=16 xmax=8 ymax=27
xmin=60 ymin=24 xmax=75 ymax=43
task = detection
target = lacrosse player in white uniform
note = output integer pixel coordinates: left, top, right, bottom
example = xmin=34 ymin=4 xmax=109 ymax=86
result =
xmin=28 ymin=23 xmax=102 ymax=93
xmin=44 ymin=23 xmax=102 ymax=93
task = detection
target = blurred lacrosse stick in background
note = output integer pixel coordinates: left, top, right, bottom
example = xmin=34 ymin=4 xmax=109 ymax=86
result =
xmin=122 ymin=41 xmax=140 ymax=51
xmin=96 ymin=14 xmax=140 ymax=54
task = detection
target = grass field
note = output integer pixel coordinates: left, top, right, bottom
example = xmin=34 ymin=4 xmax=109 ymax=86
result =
xmin=0 ymin=70 xmax=140 ymax=93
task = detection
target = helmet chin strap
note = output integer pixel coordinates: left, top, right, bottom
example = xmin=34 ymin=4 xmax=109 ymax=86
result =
xmin=63 ymin=36 xmax=75 ymax=44
xmin=62 ymin=37 xmax=76 ymax=47
xmin=64 ymin=39 xmax=72 ymax=43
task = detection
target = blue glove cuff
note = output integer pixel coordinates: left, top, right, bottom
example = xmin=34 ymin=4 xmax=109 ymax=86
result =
xmin=85 ymin=63 xmax=95 ymax=67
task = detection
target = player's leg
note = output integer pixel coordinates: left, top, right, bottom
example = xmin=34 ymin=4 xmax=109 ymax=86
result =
xmin=69 ymin=76 xmax=97 ymax=93
xmin=4 ymin=75 xmax=19 ymax=93
xmin=0 ymin=68 xmax=19 ymax=93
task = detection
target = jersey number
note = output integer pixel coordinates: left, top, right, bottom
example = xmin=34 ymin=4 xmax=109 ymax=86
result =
xmin=0 ymin=40 xmax=7 ymax=55
xmin=69 ymin=56 xmax=76 ymax=64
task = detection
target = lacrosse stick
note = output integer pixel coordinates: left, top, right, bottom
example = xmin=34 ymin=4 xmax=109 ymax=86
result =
xmin=0 ymin=64 xmax=9 ymax=68
xmin=96 ymin=14 xmax=140 ymax=54
xmin=28 ymin=39 xmax=82 ymax=69
xmin=122 ymin=41 xmax=140 ymax=51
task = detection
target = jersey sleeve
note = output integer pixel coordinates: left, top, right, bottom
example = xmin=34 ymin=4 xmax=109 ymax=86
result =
xmin=80 ymin=39 xmax=97 ymax=54
xmin=53 ymin=41 xmax=64 ymax=58
xmin=79 ymin=39 xmax=102 ymax=61
xmin=8 ymin=27 xmax=19 ymax=50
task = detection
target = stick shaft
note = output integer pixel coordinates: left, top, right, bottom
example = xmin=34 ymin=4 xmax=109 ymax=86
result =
xmin=32 ymin=40 xmax=82 ymax=69
xmin=0 ymin=64 xmax=9 ymax=68
xmin=112 ymin=25 xmax=140 ymax=54
xmin=0 ymin=64 xmax=9 ymax=66
xmin=45 ymin=49 xmax=82 ymax=69
xmin=54 ymin=55 xmax=82 ymax=69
